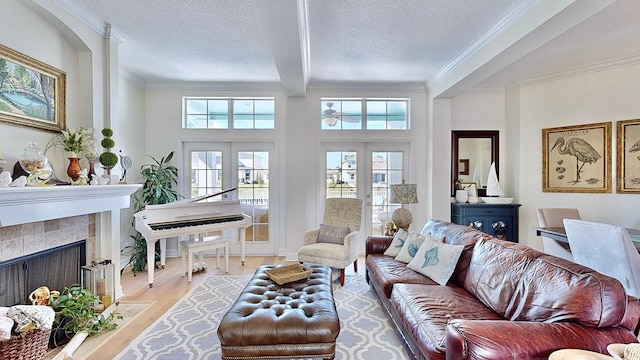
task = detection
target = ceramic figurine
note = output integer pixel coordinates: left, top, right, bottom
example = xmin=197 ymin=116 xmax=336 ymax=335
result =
xmin=9 ymin=175 xmax=27 ymax=187
xmin=71 ymin=169 xmax=89 ymax=185
xmin=90 ymin=174 xmax=109 ymax=185
xmin=0 ymin=171 xmax=11 ymax=187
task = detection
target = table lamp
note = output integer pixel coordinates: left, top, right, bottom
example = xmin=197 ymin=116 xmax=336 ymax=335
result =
xmin=390 ymin=182 xmax=418 ymax=231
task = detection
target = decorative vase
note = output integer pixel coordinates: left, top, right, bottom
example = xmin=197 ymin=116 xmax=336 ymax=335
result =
xmin=455 ymin=189 xmax=468 ymax=203
xmin=67 ymin=157 xmax=82 ymax=181
xmin=85 ymin=155 xmax=98 ymax=179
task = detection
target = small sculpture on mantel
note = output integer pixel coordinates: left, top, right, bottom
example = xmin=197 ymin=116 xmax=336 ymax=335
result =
xmin=0 ymin=171 xmax=11 ymax=187
xmin=90 ymin=174 xmax=110 ymax=185
xmin=71 ymin=169 xmax=89 ymax=185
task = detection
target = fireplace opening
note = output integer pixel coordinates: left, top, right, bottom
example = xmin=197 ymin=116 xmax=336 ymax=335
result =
xmin=0 ymin=240 xmax=86 ymax=306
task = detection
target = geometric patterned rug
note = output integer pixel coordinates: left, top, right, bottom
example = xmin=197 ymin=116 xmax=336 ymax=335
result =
xmin=115 ymin=275 xmax=409 ymax=359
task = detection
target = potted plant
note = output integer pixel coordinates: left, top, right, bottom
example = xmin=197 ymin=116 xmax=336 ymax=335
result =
xmin=45 ymin=127 xmax=92 ymax=157
xmin=45 ymin=126 xmax=93 ymax=181
xmin=48 ymin=285 xmax=121 ymax=348
xmin=99 ymin=128 xmax=118 ymax=176
xmin=122 ymin=151 xmax=182 ymax=274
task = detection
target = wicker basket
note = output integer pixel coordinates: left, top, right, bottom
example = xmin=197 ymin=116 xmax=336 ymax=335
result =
xmin=0 ymin=329 xmax=51 ymax=360
xmin=265 ymin=264 xmax=312 ymax=285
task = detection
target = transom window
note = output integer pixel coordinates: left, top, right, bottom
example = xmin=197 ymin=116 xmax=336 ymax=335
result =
xmin=183 ymin=97 xmax=275 ymax=129
xmin=321 ymin=98 xmax=408 ymax=130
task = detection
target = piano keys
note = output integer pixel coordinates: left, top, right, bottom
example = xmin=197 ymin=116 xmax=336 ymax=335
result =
xmin=134 ymin=189 xmax=252 ymax=287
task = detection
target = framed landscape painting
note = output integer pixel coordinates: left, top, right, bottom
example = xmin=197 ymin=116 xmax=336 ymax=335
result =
xmin=542 ymin=122 xmax=611 ymax=193
xmin=617 ymin=119 xmax=640 ymax=193
xmin=0 ymin=44 xmax=66 ymax=132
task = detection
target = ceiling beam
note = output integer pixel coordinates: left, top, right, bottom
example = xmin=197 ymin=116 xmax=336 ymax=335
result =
xmin=255 ymin=0 xmax=309 ymax=97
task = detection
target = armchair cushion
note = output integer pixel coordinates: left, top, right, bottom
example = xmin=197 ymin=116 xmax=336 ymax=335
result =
xmin=407 ymin=236 xmax=464 ymax=286
xmin=317 ymin=224 xmax=350 ymax=245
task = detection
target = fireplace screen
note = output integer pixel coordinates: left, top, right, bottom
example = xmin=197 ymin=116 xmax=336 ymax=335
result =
xmin=0 ymin=241 xmax=86 ymax=306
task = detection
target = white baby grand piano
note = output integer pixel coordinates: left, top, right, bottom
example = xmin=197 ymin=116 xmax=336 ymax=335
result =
xmin=134 ymin=188 xmax=252 ymax=287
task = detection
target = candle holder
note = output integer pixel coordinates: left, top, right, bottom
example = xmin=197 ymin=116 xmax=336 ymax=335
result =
xmin=82 ymin=260 xmax=115 ymax=311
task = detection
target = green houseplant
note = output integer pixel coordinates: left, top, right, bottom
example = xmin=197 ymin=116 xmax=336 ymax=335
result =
xmin=99 ymin=128 xmax=118 ymax=175
xmin=49 ymin=285 xmax=121 ymax=348
xmin=122 ymin=151 xmax=182 ymax=274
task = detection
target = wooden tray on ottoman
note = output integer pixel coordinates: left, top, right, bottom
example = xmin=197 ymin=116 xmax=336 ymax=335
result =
xmin=265 ymin=263 xmax=312 ymax=285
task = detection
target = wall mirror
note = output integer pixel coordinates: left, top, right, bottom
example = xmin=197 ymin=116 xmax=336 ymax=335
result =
xmin=451 ymin=130 xmax=499 ymax=197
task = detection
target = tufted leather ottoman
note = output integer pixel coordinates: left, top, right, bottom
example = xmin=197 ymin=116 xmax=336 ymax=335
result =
xmin=217 ymin=264 xmax=340 ymax=359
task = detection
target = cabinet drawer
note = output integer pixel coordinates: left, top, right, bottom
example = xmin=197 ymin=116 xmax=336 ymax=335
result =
xmin=456 ymin=206 xmax=514 ymax=216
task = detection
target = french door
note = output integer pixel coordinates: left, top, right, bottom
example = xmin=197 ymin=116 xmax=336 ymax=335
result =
xmin=181 ymin=141 xmax=276 ymax=255
xmin=320 ymin=141 xmax=411 ymax=253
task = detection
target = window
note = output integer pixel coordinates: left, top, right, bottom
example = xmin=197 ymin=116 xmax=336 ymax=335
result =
xmin=237 ymin=151 xmax=270 ymax=242
xmin=183 ymin=97 xmax=275 ymax=129
xmin=326 ymin=151 xmax=358 ymax=198
xmin=321 ymin=98 xmax=408 ymax=130
xmin=187 ymin=146 xmax=271 ymax=244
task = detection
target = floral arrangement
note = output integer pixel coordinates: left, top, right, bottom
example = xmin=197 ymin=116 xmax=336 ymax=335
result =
xmin=46 ymin=126 xmax=93 ymax=155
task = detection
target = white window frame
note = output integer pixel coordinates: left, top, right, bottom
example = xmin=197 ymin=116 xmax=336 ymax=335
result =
xmin=183 ymin=97 xmax=275 ymax=129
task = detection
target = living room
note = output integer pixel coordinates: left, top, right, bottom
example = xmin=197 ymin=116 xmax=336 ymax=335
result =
xmin=1 ymin=0 xmax=640 ymax=358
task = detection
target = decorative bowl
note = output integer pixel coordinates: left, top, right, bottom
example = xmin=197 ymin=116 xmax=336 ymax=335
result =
xmin=479 ymin=197 xmax=514 ymax=204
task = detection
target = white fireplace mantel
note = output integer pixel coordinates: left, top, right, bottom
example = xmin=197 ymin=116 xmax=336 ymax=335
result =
xmin=0 ymin=184 xmax=141 ymax=226
xmin=0 ymin=184 xmax=141 ymax=299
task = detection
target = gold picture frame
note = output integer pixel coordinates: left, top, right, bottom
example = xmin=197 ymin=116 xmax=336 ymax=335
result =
xmin=542 ymin=122 xmax=611 ymax=193
xmin=0 ymin=44 xmax=66 ymax=132
xmin=617 ymin=119 xmax=640 ymax=193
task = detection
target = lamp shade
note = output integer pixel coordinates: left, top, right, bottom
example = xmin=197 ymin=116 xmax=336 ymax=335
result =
xmin=390 ymin=183 xmax=418 ymax=204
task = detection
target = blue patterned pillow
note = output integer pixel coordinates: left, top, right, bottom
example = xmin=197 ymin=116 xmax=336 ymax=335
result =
xmin=407 ymin=236 xmax=464 ymax=286
xmin=395 ymin=232 xmax=426 ymax=263
xmin=383 ymin=228 xmax=409 ymax=257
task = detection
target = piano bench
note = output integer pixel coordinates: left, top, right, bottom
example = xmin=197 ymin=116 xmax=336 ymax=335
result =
xmin=180 ymin=235 xmax=229 ymax=282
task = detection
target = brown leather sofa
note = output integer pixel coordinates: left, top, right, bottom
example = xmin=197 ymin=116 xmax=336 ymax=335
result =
xmin=365 ymin=219 xmax=640 ymax=360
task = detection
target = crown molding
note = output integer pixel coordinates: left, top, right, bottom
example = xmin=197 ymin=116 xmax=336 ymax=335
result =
xmin=53 ymin=0 xmax=128 ymax=44
xmin=143 ymin=81 xmax=285 ymax=92
xmin=433 ymin=0 xmax=540 ymax=83
xmin=119 ymin=68 xmax=146 ymax=88
xmin=513 ymin=54 xmax=640 ymax=88
xmin=460 ymin=87 xmax=505 ymax=95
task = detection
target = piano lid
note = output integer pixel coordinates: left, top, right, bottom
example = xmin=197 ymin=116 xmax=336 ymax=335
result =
xmin=169 ymin=187 xmax=238 ymax=205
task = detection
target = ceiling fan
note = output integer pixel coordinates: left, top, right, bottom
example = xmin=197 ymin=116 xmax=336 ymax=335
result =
xmin=322 ymin=102 xmax=359 ymax=127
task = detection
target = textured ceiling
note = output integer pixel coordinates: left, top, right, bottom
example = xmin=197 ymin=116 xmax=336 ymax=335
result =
xmin=67 ymin=0 xmax=640 ymax=95
xmin=71 ymin=0 xmax=520 ymax=86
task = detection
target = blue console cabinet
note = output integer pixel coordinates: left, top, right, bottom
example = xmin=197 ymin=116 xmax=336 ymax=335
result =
xmin=451 ymin=203 xmax=521 ymax=243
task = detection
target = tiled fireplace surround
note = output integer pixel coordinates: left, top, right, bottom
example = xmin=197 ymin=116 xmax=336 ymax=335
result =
xmin=0 ymin=184 xmax=140 ymax=299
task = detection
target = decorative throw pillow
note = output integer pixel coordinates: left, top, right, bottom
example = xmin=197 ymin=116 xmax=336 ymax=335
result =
xmin=383 ymin=228 xmax=409 ymax=257
xmin=395 ymin=232 xmax=426 ymax=263
xmin=407 ymin=236 xmax=464 ymax=286
xmin=317 ymin=224 xmax=350 ymax=245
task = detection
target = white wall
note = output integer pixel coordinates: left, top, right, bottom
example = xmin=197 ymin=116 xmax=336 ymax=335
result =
xmin=143 ymin=86 xmax=428 ymax=258
xmin=118 ymin=76 xmax=146 ymax=253
xmin=515 ymin=63 xmax=640 ymax=250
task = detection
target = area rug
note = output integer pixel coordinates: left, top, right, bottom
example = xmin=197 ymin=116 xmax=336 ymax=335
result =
xmin=115 ymin=275 xmax=409 ymax=360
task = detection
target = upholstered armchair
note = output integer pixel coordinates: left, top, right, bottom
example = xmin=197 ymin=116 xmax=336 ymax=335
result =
xmin=298 ymin=198 xmax=363 ymax=286
xmin=536 ymin=208 xmax=581 ymax=261
xmin=564 ymin=219 xmax=640 ymax=298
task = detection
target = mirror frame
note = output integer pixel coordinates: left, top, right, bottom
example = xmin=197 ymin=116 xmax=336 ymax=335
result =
xmin=451 ymin=130 xmax=499 ymax=197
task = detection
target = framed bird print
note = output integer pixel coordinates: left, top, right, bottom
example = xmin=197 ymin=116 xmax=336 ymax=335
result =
xmin=542 ymin=122 xmax=611 ymax=193
xmin=617 ymin=119 xmax=640 ymax=193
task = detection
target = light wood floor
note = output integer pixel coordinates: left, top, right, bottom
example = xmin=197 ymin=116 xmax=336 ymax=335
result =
xmin=87 ymin=255 xmax=364 ymax=359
